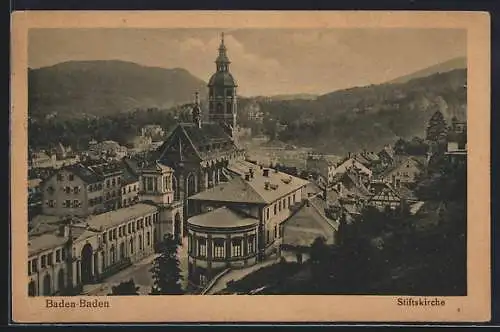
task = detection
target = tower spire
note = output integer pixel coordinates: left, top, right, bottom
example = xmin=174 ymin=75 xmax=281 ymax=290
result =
xmin=194 ymin=91 xmax=200 ymax=105
xmin=216 ymin=32 xmax=230 ymax=72
xmin=192 ymin=91 xmax=202 ymax=128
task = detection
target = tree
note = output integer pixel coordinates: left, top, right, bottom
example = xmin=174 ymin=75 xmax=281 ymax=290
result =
xmin=150 ymin=233 xmax=184 ymax=295
xmin=394 ymin=138 xmax=407 ymax=155
xmin=108 ymin=279 xmax=140 ymax=295
xmin=309 ymin=236 xmax=329 ymax=265
xmin=426 ymin=110 xmax=448 ymax=143
xmin=308 ymin=236 xmax=335 ymax=293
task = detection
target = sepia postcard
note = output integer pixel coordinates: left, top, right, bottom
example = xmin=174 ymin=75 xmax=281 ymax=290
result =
xmin=11 ymin=11 xmax=491 ymax=323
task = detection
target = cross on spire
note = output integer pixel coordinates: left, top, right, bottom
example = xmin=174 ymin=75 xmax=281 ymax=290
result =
xmin=216 ymin=32 xmax=230 ymax=71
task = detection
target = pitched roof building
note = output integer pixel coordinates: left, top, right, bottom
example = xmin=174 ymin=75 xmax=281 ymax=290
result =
xmin=376 ymin=155 xmax=426 ymax=187
xmin=186 ymin=162 xmax=310 ymax=287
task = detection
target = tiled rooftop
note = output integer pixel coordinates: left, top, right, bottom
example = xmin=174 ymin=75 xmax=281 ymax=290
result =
xmin=28 ymin=232 xmax=68 ymax=256
xmin=281 ymin=201 xmax=337 ymax=248
xmin=81 ymin=203 xmax=158 ymax=231
xmin=187 ymin=206 xmax=259 ymax=229
xmin=189 ymin=160 xmax=309 ymax=204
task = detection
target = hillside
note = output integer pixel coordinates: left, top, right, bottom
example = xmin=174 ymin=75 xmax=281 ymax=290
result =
xmin=258 ymin=69 xmax=467 ymax=155
xmin=387 ymin=57 xmax=466 ymax=84
xmin=251 ymin=93 xmax=318 ymax=101
xmin=28 ymin=60 xmax=208 ymax=119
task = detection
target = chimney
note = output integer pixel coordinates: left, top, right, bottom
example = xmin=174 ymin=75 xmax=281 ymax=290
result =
xmin=249 ymin=168 xmax=254 ymax=178
xmin=263 ymin=169 xmax=269 ymax=177
xmin=264 ymin=181 xmax=270 ymax=190
xmin=275 ymin=168 xmax=279 ymax=173
xmin=245 ymin=173 xmax=251 ymax=181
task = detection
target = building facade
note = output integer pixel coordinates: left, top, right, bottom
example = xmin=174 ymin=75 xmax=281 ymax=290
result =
xmin=186 ymin=207 xmax=259 ymax=288
xmin=305 ymin=153 xmax=340 ymax=185
xmin=141 ymin=124 xmax=165 ymax=139
xmin=378 ymin=156 xmax=425 ymax=188
xmin=367 ymin=184 xmax=403 ymax=211
xmin=87 ymin=161 xmax=124 ymax=211
xmin=28 ymin=204 xmax=159 ymax=296
xmin=186 ymin=161 xmax=309 ymax=287
xmin=28 ymin=160 xmax=183 ymax=297
xmin=40 ymin=164 xmax=106 ymax=217
xmin=29 ymin=151 xmax=57 ymax=169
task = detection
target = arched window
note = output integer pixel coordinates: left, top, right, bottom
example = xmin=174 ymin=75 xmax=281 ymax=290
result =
xmin=28 ymin=281 xmax=36 ymax=297
xmin=130 ymin=238 xmax=134 ymax=254
xmin=43 ymin=274 xmax=52 ymax=296
xmin=57 ymin=269 xmax=65 ymax=293
xmin=213 ymin=238 xmax=225 ymax=259
xmin=110 ymin=245 xmax=115 ymax=265
xmin=231 ymin=238 xmax=243 ymax=257
xmin=139 ymin=235 xmax=143 ymax=250
xmin=120 ymin=242 xmax=125 ymax=260
xmin=101 ymin=251 xmax=105 ymax=271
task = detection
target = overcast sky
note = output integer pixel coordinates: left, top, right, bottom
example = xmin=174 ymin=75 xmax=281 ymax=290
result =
xmin=29 ymin=28 xmax=466 ymax=97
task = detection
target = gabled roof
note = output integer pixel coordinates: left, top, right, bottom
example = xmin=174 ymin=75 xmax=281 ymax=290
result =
xmin=29 ymin=215 xmax=66 ymax=237
xmin=187 ymin=206 xmax=258 ymax=229
xmin=378 ymin=145 xmax=395 ymax=160
xmin=189 ymin=164 xmax=309 ymax=205
xmin=281 ymin=200 xmax=338 ymax=248
xmin=369 ymin=184 xmax=401 ymax=203
xmin=63 ymin=163 xmax=103 ymax=184
xmin=378 ymin=156 xmax=425 ymax=178
xmin=188 ymin=176 xmax=268 ymax=204
xmin=344 ymin=170 xmax=372 ymax=198
xmin=394 ymin=184 xmax=418 ymax=201
xmin=28 ymin=232 xmax=68 ymax=256
xmin=122 ymin=156 xmax=141 ymax=176
xmin=157 ymin=122 xmax=238 ymax=163
xmin=353 ymin=153 xmax=372 ymax=166
xmin=330 ymin=170 xmax=371 ymax=200
xmin=334 ymin=157 xmax=373 ymax=176
xmin=121 ymin=163 xmax=139 ymax=185
xmin=361 ymin=151 xmax=380 ymax=162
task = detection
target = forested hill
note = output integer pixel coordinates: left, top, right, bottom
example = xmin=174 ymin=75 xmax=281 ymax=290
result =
xmin=387 ymin=57 xmax=466 ymax=84
xmin=28 ymin=60 xmax=208 ymax=119
xmin=260 ymin=68 xmax=467 ymax=155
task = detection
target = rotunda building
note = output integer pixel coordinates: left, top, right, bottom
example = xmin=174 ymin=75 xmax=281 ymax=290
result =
xmin=186 ymin=206 xmax=259 ymax=288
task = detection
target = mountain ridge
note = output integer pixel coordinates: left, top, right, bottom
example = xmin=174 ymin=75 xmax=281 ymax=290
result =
xmin=386 ymin=56 xmax=467 ymax=84
xmin=28 ymin=60 xmax=208 ymax=119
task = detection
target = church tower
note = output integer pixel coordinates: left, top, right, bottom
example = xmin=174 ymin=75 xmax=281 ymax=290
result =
xmin=208 ymin=32 xmax=238 ymax=139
